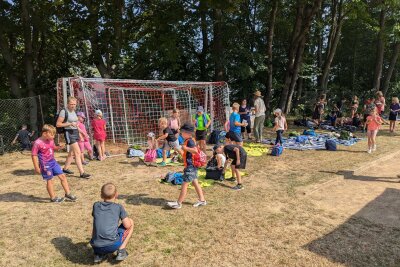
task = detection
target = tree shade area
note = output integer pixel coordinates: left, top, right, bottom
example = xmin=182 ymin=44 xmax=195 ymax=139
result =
xmin=0 ymin=0 xmax=400 ymax=117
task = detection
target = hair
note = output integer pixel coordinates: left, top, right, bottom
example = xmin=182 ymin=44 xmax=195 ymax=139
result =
xmin=172 ymin=108 xmax=179 ymax=114
xmin=101 ymin=183 xmax=117 ymax=200
xmin=21 ymin=124 xmax=27 ymax=129
xmin=393 ymin=97 xmax=399 ymax=104
xmin=41 ymin=124 xmax=56 ymax=135
xmin=159 ymin=117 xmax=168 ymax=125
xmin=353 ymin=95 xmax=358 ymax=100
xmin=376 ymin=91 xmax=383 ymax=97
xmin=67 ymin=96 xmax=77 ymax=104
xmin=232 ymin=102 xmax=240 ymax=110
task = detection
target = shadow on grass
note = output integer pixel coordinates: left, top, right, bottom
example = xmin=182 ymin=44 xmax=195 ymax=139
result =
xmin=12 ymin=169 xmax=34 ymax=176
xmin=320 ymin=170 xmax=400 ymax=183
xmin=119 ymin=193 xmax=169 ymax=206
xmin=305 ymin=188 xmax=400 ymax=266
xmin=118 ymin=161 xmax=143 ymax=167
xmin=0 ymin=192 xmax=48 ymax=202
xmin=52 ymin=237 xmax=93 ymax=265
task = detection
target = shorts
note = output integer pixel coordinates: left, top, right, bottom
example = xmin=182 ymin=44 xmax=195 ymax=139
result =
xmin=389 ymin=113 xmax=397 ymax=121
xmin=227 ymin=131 xmax=243 ymax=143
xmin=231 ymin=151 xmax=247 ymax=169
xmin=20 ymin=143 xmax=31 ymax=151
xmin=195 ymin=130 xmax=207 ymax=141
xmin=241 ymin=118 xmax=251 ymax=133
xmin=91 ymin=225 xmax=128 ymax=255
xmin=182 ymin=167 xmax=198 ymax=183
xmin=162 ymin=139 xmax=181 ymax=150
xmin=40 ymin=159 xmax=63 ymax=180
xmin=64 ymin=129 xmax=79 ymax=145
xmin=78 ymin=141 xmax=93 ymax=152
xmin=367 ymin=129 xmax=378 ymax=137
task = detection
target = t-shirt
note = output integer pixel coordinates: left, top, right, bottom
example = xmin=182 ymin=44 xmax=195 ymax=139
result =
xmin=217 ymin=154 xmax=226 ymax=167
xmin=193 ymin=113 xmax=211 ymax=130
xmin=229 ymin=112 xmax=241 ymax=134
xmin=366 ymin=115 xmax=382 ymax=131
xmin=390 ymin=103 xmax=400 ymax=115
xmin=91 ymin=119 xmax=106 ymax=138
xmin=168 ymin=118 xmax=179 ymax=132
xmin=239 ymin=105 xmax=251 ymax=121
xmin=183 ymin=138 xmax=196 ymax=168
xmin=59 ymin=109 xmax=78 ymax=130
xmin=31 ymin=138 xmax=55 ymax=166
xmin=77 ymin=122 xmax=89 ymax=142
xmin=91 ymin=202 xmax=128 ymax=247
xmin=224 ymin=144 xmax=245 ymax=160
xmin=275 ymin=116 xmax=286 ymax=131
xmin=17 ymin=129 xmax=31 ymax=145
xmin=163 ymin=127 xmax=177 ymax=142
xmin=254 ymin=98 xmax=266 ymax=117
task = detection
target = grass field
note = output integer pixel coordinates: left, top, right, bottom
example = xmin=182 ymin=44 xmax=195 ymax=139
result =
xmin=1 ymin=125 xmax=400 ymax=267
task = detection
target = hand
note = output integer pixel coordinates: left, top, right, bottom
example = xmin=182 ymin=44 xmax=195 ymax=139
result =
xmin=71 ymin=122 xmax=77 ymax=127
xmin=34 ymin=168 xmax=41 ymax=175
xmin=182 ymin=145 xmax=187 ymax=151
xmin=236 ymin=160 xmax=241 ymax=166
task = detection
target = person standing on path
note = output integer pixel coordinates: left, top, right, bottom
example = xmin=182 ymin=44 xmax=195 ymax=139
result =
xmin=253 ymin=90 xmax=266 ymax=143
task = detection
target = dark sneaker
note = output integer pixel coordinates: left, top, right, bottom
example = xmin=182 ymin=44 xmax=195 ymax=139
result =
xmin=51 ymin=197 xmax=65 ymax=203
xmin=115 ymin=249 xmax=128 ymax=261
xmin=65 ymin=193 xmax=77 ymax=201
xmin=226 ymin=177 xmax=236 ymax=182
xmin=93 ymin=254 xmax=107 ymax=264
xmin=232 ymin=184 xmax=243 ymax=191
xmin=63 ymin=169 xmax=74 ymax=175
xmin=80 ymin=173 xmax=91 ymax=179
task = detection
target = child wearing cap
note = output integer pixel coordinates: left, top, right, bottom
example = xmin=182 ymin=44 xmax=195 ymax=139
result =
xmin=192 ymin=106 xmax=211 ymax=153
xmin=144 ymin=132 xmax=157 ymax=163
xmin=92 ymin=110 xmax=107 ymax=160
xmin=77 ymin=112 xmax=93 ymax=164
xmin=272 ymin=109 xmax=287 ymax=145
xmin=167 ymin=123 xmax=207 ymax=209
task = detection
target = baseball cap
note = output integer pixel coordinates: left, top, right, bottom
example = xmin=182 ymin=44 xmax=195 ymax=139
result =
xmin=197 ymin=106 xmax=204 ymax=112
xmin=77 ymin=111 xmax=86 ymax=118
xmin=95 ymin=110 xmax=103 ymax=116
xmin=180 ymin=123 xmax=195 ymax=133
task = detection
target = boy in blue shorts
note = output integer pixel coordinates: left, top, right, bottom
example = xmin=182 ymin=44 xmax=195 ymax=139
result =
xmin=90 ymin=183 xmax=134 ymax=263
xmin=228 ymin=103 xmax=247 ymax=146
xmin=31 ymin=124 xmax=77 ymax=203
xmin=167 ymin=123 xmax=207 ymax=209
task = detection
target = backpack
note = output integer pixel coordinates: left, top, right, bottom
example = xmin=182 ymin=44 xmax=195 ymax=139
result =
xmin=178 ymin=134 xmax=184 ymax=145
xmin=288 ymin=131 xmax=300 ymax=137
xmin=144 ymin=149 xmax=157 ymax=162
xmin=206 ymin=155 xmax=218 ymax=168
xmin=303 ymin=129 xmax=316 ymax=136
xmin=325 ymin=139 xmax=337 ymax=151
xmin=127 ymin=148 xmax=144 ymax=158
xmin=339 ymin=130 xmax=351 ymax=140
xmin=184 ymin=139 xmax=207 ymax=167
xmin=162 ymin=172 xmax=183 ymax=185
xmin=217 ymin=131 xmax=226 ymax=144
xmin=55 ymin=109 xmax=68 ymax=134
xmin=271 ymin=144 xmax=283 ymax=156
xmin=208 ymin=130 xmax=221 ymax=144
xmin=195 ymin=114 xmax=208 ymax=128
xmin=295 ymin=135 xmax=308 ymax=144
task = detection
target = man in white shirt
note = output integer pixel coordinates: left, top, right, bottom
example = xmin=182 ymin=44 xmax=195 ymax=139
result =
xmin=253 ymin=90 xmax=266 ymax=143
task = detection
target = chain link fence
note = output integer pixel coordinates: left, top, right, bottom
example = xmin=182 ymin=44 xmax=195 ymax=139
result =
xmin=0 ymin=96 xmax=45 ymax=154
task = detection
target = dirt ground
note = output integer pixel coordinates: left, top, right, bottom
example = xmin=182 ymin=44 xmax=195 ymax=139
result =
xmin=1 ymin=125 xmax=400 ymax=267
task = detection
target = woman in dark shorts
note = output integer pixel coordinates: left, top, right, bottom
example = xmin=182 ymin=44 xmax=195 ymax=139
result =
xmin=239 ymin=99 xmax=252 ymax=140
xmin=56 ymin=96 xmax=90 ymax=178
xmin=312 ymin=95 xmax=326 ymax=125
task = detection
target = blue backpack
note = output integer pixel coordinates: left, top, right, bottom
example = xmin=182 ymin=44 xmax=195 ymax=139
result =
xmin=271 ymin=144 xmax=283 ymax=156
xmin=217 ymin=131 xmax=226 ymax=144
xmin=163 ymin=172 xmax=183 ymax=185
xmin=295 ymin=135 xmax=308 ymax=144
xmin=303 ymin=129 xmax=316 ymax=136
xmin=325 ymin=139 xmax=337 ymax=151
xmin=178 ymin=134 xmax=184 ymax=145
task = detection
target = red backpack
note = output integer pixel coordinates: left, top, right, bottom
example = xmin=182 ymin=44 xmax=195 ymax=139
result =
xmin=184 ymin=139 xmax=207 ymax=167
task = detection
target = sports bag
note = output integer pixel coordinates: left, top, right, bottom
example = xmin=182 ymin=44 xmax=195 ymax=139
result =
xmin=193 ymin=148 xmax=207 ymax=167
xmin=271 ymin=144 xmax=283 ymax=156
xmin=325 ymin=139 xmax=337 ymax=151
xmin=162 ymin=172 xmax=183 ymax=185
xmin=55 ymin=109 xmax=68 ymax=134
xmin=303 ymin=129 xmax=316 ymax=136
xmin=208 ymin=130 xmax=221 ymax=144
xmin=295 ymin=135 xmax=308 ymax=144
xmin=339 ymin=130 xmax=351 ymax=140
xmin=127 ymin=148 xmax=144 ymax=158
xmin=217 ymin=131 xmax=226 ymax=144
xmin=144 ymin=149 xmax=157 ymax=162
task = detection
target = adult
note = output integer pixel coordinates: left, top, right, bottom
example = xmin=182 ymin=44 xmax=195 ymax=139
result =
xmin=56 ymin=96 xmax=91 ymax=178
xmin=334 ymin=97 xmax=346 ymax=126
xmin=253 ymin=90 xmax=266 ymax=143
xmin=192 ymin=106 xmax=211 ymax=153
xmin=375 ymin=91 xmax=386 ymax=115
xmin=239 ymin=99 xmax=252 ymax=140
xmin=312 ymin=94 xmax=326 ymax=125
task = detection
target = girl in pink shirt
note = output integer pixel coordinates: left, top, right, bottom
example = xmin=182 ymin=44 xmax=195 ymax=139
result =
xmin=366 ymin=109 xmax=383 ymax=153
xmin=91 ymin=110 xmax=107 ymax=160
xmin=77 ymin=112 xmax=93 ymax=164
xmin=168 ymin=109 xmax=181 ymax=138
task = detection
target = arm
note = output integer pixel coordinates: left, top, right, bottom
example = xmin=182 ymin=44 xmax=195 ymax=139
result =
xmin=206 ymin=115 xmax=211 ymax=129
xmin=157 ymin=133 xmax=169 ymax=141
xmin=223 ymin=156 xmax=230 ymax=171
xmin=183 ymin=145 xmax=198 ymax=154
xmin=29 ymin=130 xmax=35 ymax=137
xmin=11 ymin=134 xmax=18 ymax=145
xmin=103 ymin=120 xmax=106 ymax=130
xmin=234 ymin=148 xmax=240 ymax=165
xmin=284 ymin=120 xmax=288 ymax=131
xmin=31 ymin=155 xmax=41 ymax=174
xmin=216 ymin=155 xmax=222 ymax=168
xmin=121 ymin=217 xmax=133 ymax=229
xmin=56 ymin=115 xmax=75 ymax=128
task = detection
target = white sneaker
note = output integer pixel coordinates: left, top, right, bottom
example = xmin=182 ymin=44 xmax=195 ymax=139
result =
xmin=166 ymin=201 xmax=182 ymax=209
xmin=367 ymin=149 xmax=372 ymax=154
xmin=372 ymin=145 xmax=377 ymax=151
xmin=193 ymin=200 xmax=207 ymax=207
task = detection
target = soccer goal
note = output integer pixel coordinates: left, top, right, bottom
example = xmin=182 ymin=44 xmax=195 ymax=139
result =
xmin=57 ymin=77 xmax=230 ymax=154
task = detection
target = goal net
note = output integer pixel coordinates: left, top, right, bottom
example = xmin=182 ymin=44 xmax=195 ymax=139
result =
xmin=57 ymin=78 xmax=230 ymax=155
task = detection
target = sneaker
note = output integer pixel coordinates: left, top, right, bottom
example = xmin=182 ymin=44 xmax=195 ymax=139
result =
xmin=166 ymin=201 xmax=182 ymax=209
xmin=82 ymin=160 xmax=89 ymax=165
xmin=232 ymin=184 xmax=243 ymax=191
xmin=65 ymin=193 xmax=77 ymax=201
xmin=226 ymin=177 xmax=236 ymax=182
xmin=51 ymin=197 xmax=65 ymax=203
xmin=367 ymin=149 xmax=372 ymax=154
xmin=93 ymin=254 xmax=107 ymax=264
xmin=80 ymin=173 xmax=91 ymax=179
xmin=115 ymin=249 xmax=128 ymax=261
xmin=63 ymin=169 xmax=74 ymax=175
xmin=193 ymin=200 xmax=207 ymax=207
xmin=159 ymin=161 xmax=167 ymax=167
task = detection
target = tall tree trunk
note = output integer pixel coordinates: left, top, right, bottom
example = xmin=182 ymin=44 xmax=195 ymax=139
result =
xmin=199 ymin=0 xmax=209 ymax=81
xmin=316 ymin=10 xmax=323 ymax=87
xmin=213 ymin=8 xmax=224 ymax=81
xmin=373 ymin=7 xmax=386 ymax=91
xmin=293 ymin=76 xmax=304 ymax=108
xmin=0 ymin=32 xmax=21 ymax=97
xmin=264 ymin=0 xmax=278 ymax=119
xmin=383 ymin=42 xmax=400 ymax=96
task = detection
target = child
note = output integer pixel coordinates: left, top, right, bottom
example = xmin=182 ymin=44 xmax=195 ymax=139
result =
xmin=223 ymin=142 xmax=247 ymax=191
xmin=168 ymin=109 xmax=181 ymax=138
xmin=239 ymin=99 xmax=252 ymax=140
xmin=328 ymin=110 xmax=337 ymax=127
xmin=205 ymin=144 xmax=226 ymax=181
xmin=31 ymin=124 xmax=77 ymax=203
xmin=167 ymin=123 xmax=207 ymax=209
xmin=273 ymin=109 xmax=287 ymax=145
xmin=213 ymin=144 xmax=226 ymax=169
xmin=351 ymin=96 xmax=359 ymax=118
xmin=157 ymin=117 xmax=182 ymax=166
xmin=144 ymin=132 xmax=157 ymax=163
xmin=192 ymin=106 xmax=211 ymax=153
xmin=389 ymin=97 xmax=400 ymax=133
xmin=352 ymin=113 xmax=362 ymax=128
xmin=366 ymin=109 xmax=383 ymax=153
xmin=90 ymin=183 xmax=134 ymax=263
xmin=11 ymin=124 xmax=35 ymax=151
xmin=77 ymin=112 xmax=93 ymax=164
xmin=363 ymin=97 xmax=376 ymax=131
xmin=91 ymin=110 xmax=107 ymax=160
xmin=228 ymin=103 xmax=247 ymax=146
